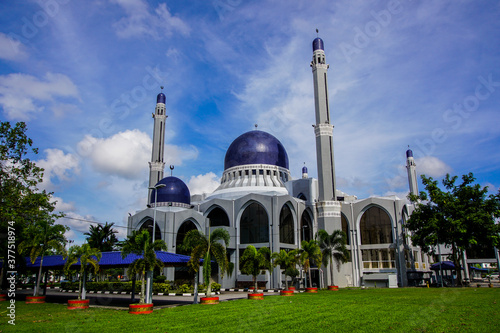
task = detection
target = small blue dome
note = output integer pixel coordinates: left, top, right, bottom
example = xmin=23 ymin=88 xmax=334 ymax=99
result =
xmin=302 ymin=165 xmax=308 ymax=174
xmin=406 ymin=149 xmax=413 ymax=158
xmin=313 ymin=37 xmax=324 ymax=51
xmin=157 ymin=92 xmax=166 ymax=104
xmin=151 ymin=176 xmax=190 ymax=205
xmin=224 ymin=130 xmax=289 ymax=170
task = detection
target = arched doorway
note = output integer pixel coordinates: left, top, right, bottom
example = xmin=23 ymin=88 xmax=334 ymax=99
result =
xmin=139 ymin=218 xmax=161 ymax=241
xmin=300 ymin=209 xmax=313 ymax=243
xmin=240 ymin=202 xmax=269 ymax=244
xmin=175 ymin=220 xmax=198 ymax=281
xmin=279 ymin=204 xmax=294 ymax=244
xmin=359 ymin=206 xmax=395 ymax=270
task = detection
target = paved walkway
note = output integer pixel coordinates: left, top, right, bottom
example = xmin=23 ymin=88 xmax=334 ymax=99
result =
xmin=14 ymin=289 xmax=268 ymax=309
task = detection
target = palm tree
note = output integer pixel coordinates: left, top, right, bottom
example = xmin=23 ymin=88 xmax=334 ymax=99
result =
xmin=272 ymin=249 xmax=299 ymax=290
xmin=84 ymin=222 xmax=119 ymax=281
xmin=19 ymin=218 xmax=68 ymax=297
xmin=121 ymin=230 xmax=167 ymax=304
xmin=239 ymin=245 xmax=272 ymax=292
xmin=182 ymin=228 xmax=231 ymax=298
xmin=300 ymin=239 xmax=322 ymax=288
xmin=317 ymin=229 xmax=350 ymax=287
xmin=64 ymin=243 xmax=102 ymax=300
xmin=84 ymin=222 xmax=119 ymax=252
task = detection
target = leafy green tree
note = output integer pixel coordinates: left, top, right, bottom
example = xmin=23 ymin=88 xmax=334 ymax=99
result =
xmin=84 ymin=222 xmax=119 ymax=252
xmin=64 ymin=243 xmax=102 ymax=300
xmin=19 ymin=218 xmax=68 ymax=296
xmin=300 ymin=239 xmax=322 ymax=288
xmin=317 ymin=229 xmax=350 ymax=287
xmin=1 ymin=121 xmax=64 ymax=289
xmin=407 ymin=173 xmax=500 ymax=285
xmin=121 ymin=230 xmax=167 ymax=304
xmin=239 ymin=245 xmax=272 ymax=292
xmin=182 ymin=228 xmax=231 ymax=297
xmin=271 ymin=249 xmax=299 ymax=290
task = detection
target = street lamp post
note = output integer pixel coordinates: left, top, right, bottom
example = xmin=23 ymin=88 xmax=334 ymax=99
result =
xmin=146 ymin=183 xmax=166 ymax=304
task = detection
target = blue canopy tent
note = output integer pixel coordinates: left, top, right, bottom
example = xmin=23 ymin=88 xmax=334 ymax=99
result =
xmin=430 ymin=261 xmax=462 ymax=286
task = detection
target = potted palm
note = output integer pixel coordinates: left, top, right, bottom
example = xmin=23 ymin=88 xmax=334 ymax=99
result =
xmin=272 ymin=249 xmax=299 ymax=292
xmin=239 ymin=245 xmax=272 ymax=299
xmin=64 ymin=243 xmax=101 ymax=309
xmin=182 ymin=228 xmax=231 ymax=304
xmin=317 ymin=229 xmax=349 ymax=291
xmin=19 ymin=217 xmax=68 ymax=304
xmin=300 ymin=239 xmax=322 ymax=293
xmin=121 ymin=230 xmax=167 ymax=314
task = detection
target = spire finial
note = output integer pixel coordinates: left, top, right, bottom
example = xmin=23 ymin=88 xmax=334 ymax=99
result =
xmin=254 ymin=124 xmax=258 ymax=130
xmin=316 ymin=28 xmax=319 ymax=36
xmin=170 ymin=165 xmax=174 ymax=176
xmin=160 ymin=86 xmax=164 ymax=91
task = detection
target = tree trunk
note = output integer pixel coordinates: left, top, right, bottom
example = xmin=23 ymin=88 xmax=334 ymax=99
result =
xmin=452 ymin=245 xmax=463 ymax=286
xmin=253 ymin=275 xmax=258 ymax=292
xmin=78 ymin=272 xmax=82 ymax=300
xmin=308 ymin=267 xmax=312 ymax=288
xmin=193 ymin=272 xmax=199 ymax=304
xmin=140 ymin=270 xmax=145 ymax=304
xmin=284 ymin=270 xmax=288 ymax=290
xmin=34 ymin=255 xmax=44 ymax=296
xmin=82 ymin=271 xmax=87 ymax=300
xmin=330 ymin=253 xmax=335 ymax=286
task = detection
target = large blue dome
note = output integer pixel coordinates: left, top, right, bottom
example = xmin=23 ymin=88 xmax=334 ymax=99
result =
xmin=224 ymin=130 xmax=289 ymax=170
xmin=151 ymin=176 xmax=190 ymax=205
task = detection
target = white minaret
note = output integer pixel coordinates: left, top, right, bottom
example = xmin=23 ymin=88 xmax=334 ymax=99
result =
xmin=148 ymin=89 xmax=167 ymax=204
xmin=311 ymin=34 xmax=341 ymax=232
xmin=406 ymin=147 xmax=418 ymax=196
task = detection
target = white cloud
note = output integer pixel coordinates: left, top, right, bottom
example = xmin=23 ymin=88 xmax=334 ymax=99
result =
xmin=78 ymin=129 xmax=199 ymax=180
xmin=0 ymin=32 xmax=28 ymax=61
xmin=188 ymin=172 xmax=220 ymax=195
xmin=0 ymin=72 xmax=79 ymax=120
xmin=111 ymin=0 xmax=190 ymax=39
xmin=37 ymin=149 xmax=80 ymax=190
xmin=415 ymin=156 xmax=453 ymax=178
xmin=78 ymin=129 xmax=151 ymax=179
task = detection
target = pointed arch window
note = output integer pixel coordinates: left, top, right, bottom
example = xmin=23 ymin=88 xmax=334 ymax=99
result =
xmin=279 ymin=204 xmax=294 ymax=244
xmin=240 ymin=203 xmax=269 ymax=244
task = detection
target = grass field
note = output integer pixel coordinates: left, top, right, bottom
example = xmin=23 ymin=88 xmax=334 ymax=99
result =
xmin=1 ymin=288 xmax=499 ymax=332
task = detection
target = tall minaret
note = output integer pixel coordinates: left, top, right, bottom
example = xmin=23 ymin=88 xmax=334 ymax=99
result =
xmin=311 ymin=33 xmax=341 ymax=232
xmin=406 ymin=147 xmax=418 ymax=196
xmin=148 ymin=89 xmax=167 ymax=204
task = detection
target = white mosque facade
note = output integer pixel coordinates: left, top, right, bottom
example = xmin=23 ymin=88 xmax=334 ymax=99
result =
xmin=127 ymin=37 xmax=430 ymax=289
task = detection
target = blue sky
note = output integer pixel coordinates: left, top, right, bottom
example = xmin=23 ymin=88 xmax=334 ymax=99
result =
xmin=1 ymin=0 xmax=499 ymax=244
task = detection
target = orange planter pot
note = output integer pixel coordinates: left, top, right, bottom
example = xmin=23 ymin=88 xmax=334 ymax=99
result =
xmin=0 ymin=294 xmax=7 ymax=302
xmin=280 ymin=290 xmax=294 ymax=296
xmin=68 ymin=299 xmax=89 ymax=310
xmin=200 ymin=297 xmax=219 ymax=304
xmin=248 ymin=293 xmax=264 ymax=300
xmin=287 ymin=286 xmax=296 ymax=291
xmin=328 ymin=285 xmax=339 ymax=291
xmin=26 ymin=296 xmax=46 ymax=304
xmin=129 ymin=303 xmax=153 ymax=314
xmin=305 ymin=287 xmax=318 ymax=293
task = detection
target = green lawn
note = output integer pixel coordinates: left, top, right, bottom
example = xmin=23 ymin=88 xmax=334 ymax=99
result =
xmin=1 ymin=288 xmax=498 ymax=332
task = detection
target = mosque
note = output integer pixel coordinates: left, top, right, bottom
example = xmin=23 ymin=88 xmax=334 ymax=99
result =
xmin=127 ymin=37 xmax=431 ymax=289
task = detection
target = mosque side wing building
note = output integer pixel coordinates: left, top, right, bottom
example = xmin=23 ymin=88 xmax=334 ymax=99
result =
xmin=128 ymin=37 xmax=431 ymax=289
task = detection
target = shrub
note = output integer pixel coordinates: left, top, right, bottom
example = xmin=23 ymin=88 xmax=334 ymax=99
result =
xmin=178 ymin=284 xmax=192 ymax=293
xmin=153 ymin=283 xmax=171 ymax=294
xmin=154 ymin=275 xmax=167 ymax=283
xmin=211 ymin=282 xmax=221 ymax=291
